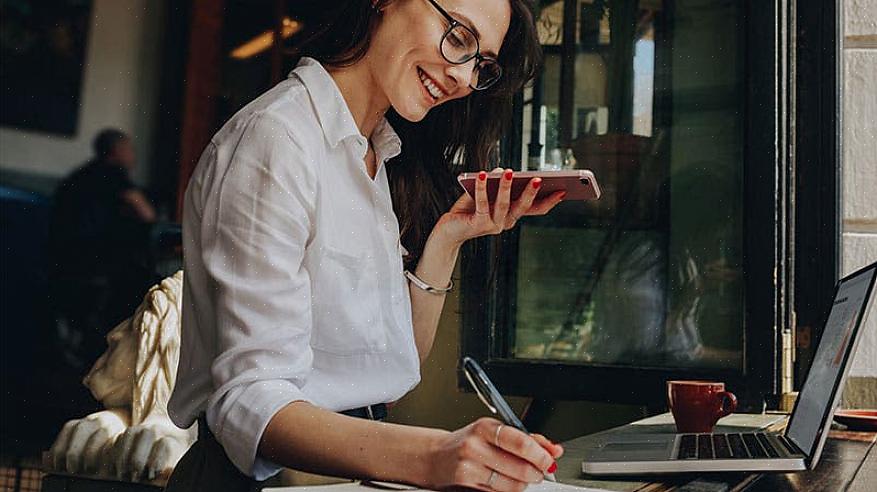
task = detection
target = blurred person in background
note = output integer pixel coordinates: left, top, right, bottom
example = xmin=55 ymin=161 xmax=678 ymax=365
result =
xmin=48 ymin=128 xmax=158 ymax=369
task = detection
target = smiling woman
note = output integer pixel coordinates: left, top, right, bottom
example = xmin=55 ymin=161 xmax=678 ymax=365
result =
xmin=164 ymin=1 xmax=565 ymax=491
xmin=291 ymin=0 xmax=544 ymax=268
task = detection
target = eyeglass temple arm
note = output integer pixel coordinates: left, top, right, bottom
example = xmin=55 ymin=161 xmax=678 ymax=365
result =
xmin=426 ymin=0 xmax=459 ymax=26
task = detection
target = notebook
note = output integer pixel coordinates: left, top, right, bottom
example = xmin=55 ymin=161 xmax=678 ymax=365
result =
xmin=265 ymin=479 xmax=610 ymax=491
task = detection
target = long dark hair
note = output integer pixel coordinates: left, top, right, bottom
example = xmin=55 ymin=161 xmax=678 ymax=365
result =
xmin=290 ymin=0 xmax=542 ymax=267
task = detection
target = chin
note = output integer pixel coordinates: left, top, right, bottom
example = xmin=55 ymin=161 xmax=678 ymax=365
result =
xmin=399 ymin=109 xmax=429 ymax=122
xmin=387 ymin=76 xmax=441 ymax=122
xmin=393 ymin=95 xmax=441 ymax=122
xmin=389 ymin=107 xmax=423 ymax=123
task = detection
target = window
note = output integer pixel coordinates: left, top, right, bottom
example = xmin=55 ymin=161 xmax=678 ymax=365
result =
xmin=461 ymin=0 xmax=840 ymax=409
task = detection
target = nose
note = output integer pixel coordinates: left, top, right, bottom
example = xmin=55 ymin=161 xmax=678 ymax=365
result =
xmin=444 ymin=60 xmax=476 ymax=94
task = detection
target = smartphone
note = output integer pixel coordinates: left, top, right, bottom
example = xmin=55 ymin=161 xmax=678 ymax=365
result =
xmin=457 ymin=170 xmax=601 ymax=202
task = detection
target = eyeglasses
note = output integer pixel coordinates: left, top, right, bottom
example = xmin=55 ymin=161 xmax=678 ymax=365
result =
xmin=424 ymin=0 xmax=502 ymax=91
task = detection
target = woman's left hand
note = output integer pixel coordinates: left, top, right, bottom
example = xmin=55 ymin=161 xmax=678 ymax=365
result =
xmin=435 ymin=168 xmax=566 ymax=248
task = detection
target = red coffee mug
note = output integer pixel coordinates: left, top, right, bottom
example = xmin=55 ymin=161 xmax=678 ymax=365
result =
xmin=667 ymin=380 xmax=738 ymax=433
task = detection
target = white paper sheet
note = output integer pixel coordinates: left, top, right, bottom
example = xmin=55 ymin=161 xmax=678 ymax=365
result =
xmin=264 ymin=479 xmax=611 ymax=491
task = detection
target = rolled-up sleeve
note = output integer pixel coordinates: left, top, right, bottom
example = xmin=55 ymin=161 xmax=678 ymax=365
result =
xmin=198 ymin=112 xmax=317 ymax=479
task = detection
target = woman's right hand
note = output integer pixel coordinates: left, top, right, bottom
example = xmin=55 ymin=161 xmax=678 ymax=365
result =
xmin=424 ymin=417 xmax=563 ymax=491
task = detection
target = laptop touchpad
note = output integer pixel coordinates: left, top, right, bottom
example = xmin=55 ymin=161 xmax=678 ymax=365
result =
xmin=586 ymin=435 xmax=676 ymax=461
xmin=604 ymin=442 xmax=668 ymax=453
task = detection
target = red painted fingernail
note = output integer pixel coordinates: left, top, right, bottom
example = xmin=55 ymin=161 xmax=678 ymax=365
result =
xmin=532 ymin=179 xmax=542 ymax=189
xmin=559 ymin=191 xmax=567 ymax=199
xmin=478 ymin=171 xmax=487 ymax=181
xmin=504 ymin=170 xmax=513 ymax=180
xmin=548 ymin=462 xmax=557 ymax=473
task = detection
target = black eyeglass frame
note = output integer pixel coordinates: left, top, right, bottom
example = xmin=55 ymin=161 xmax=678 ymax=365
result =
xmin=424 ymin=0 xmax=502 ymax=91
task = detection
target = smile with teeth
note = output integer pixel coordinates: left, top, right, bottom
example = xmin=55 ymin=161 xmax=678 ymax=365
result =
xmin=418 ymin=68 xmax=446 ymax=100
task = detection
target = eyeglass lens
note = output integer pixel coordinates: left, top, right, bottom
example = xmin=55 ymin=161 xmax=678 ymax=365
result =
xmin=441 ymin=25 xmax=500 ymax=89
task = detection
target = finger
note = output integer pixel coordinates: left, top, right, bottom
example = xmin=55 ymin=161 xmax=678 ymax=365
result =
xmin=470 ymin=437 xmax=543 ymax=485
xmin=530 ymin=433 xmax=564 ymax=459
xmin=491 ymin=169 xmax=514 ymax=225
xmin=505 ymin=178 xmax=542 ymax=228
xmin=474 ymin=171 xmax=490 ymax=217
xmin=482 ymin=467 xmax=533 ymax=492
xmin=524 ymin=191 xmax=566 ymax=216
xmin=491 ymin=424 xmax=554 ymax=474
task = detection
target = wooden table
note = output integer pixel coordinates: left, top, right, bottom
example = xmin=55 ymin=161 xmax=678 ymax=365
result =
xmin=40 ymin=413 xmax=875 ymax=491
xmin=555 ymin=413 xmax=877 ymax=492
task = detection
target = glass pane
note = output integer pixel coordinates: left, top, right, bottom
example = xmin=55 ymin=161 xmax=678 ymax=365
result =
xmin=512 ymin=0 xmax=744 ymax=370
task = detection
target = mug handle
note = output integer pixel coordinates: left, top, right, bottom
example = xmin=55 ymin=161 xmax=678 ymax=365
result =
xmin=714 ymin=391 xmax=738 ymax=420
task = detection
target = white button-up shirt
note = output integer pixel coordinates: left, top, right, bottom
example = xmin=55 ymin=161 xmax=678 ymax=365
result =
xmin=168 ymin=57 xmax=421 ymax=480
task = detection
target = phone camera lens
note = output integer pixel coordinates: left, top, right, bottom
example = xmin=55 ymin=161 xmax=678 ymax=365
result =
xmin=581 ymin=178 xmax=590 ymax=186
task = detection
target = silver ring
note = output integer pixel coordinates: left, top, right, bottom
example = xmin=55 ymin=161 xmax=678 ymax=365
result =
xmin=486 ymin=470 xmax=497 ymax=488
xmin=494 ymin=424 xmax=504 ymax=447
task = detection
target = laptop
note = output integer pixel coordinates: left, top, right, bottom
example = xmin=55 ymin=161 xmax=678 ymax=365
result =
xmin=581 ymin=260 xmax=877 ymax=475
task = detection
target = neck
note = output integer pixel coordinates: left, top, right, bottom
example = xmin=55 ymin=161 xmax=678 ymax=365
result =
xmin=327 ymin=59 xmax=389 ymax=140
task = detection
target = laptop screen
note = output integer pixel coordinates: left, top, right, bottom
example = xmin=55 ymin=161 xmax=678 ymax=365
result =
xmin=786 ymin=263 xmax=876 ymax=458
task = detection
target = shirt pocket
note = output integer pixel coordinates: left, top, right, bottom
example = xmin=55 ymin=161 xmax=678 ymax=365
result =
xmin=310 ymin=243 xmax=388 ymax=355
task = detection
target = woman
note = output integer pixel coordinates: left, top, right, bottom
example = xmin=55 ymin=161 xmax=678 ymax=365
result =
xmin=166 ymin=0 xmax=565 ymax=490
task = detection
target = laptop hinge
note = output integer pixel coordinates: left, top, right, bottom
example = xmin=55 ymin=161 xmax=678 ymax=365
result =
xmin=777 ymin=434 xmax=805 ymax=457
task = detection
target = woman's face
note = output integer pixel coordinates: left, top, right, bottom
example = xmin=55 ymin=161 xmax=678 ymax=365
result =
xmin=368 ymin=0 xmax=511 ymax=121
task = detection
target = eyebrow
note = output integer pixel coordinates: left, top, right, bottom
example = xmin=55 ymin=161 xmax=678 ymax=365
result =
xmin=449 ymin=10 xmax=499 ymax=58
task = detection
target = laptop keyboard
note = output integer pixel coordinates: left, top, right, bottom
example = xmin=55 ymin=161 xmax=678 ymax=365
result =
xmin=677 ymin=433 xmax=785 ymax=460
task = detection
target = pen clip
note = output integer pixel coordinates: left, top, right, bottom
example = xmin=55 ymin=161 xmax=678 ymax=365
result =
xmin=463 ymin=367 xmax=498 ymax=414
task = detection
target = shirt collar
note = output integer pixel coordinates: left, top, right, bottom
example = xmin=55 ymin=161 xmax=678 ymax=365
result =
xmin=372 ymin=117 xmax=403 ymax=163
xmin=292 ymin=57 xmax=403 ymax=163
xmin=292 ymin=57 xmax=361 ymax=148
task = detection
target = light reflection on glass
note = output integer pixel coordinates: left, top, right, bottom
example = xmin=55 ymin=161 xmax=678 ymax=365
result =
xmin=512 ymin=0 xmax=744 ymax=370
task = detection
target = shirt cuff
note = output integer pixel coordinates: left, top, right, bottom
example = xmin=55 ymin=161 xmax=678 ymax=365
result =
xmin=209 ymin=379 xmax=312 ymax=480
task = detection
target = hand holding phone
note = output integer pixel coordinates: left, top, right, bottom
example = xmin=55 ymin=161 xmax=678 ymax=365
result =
xmin=436 ymin=168 xmax=600 ymax=248
xmin=457 ymin=170 xmax=601 ymax=202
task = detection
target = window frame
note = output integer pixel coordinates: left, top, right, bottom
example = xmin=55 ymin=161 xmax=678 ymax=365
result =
xmin=459 ymin=0 xmax=840 ymax=411
xmin=792 ymin=0 xmax=842 ymax=389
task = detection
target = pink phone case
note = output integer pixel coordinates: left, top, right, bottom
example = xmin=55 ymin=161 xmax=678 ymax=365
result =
xmin=457 ymin=170 xmax=601 ymax=202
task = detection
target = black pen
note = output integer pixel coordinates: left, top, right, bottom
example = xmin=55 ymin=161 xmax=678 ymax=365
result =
xmin=462 ymin=357 xmax=557 ymax=481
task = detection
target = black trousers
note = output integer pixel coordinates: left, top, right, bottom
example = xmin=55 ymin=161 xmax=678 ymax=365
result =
xmin=164 ymin=404 xmax=388 ymax=492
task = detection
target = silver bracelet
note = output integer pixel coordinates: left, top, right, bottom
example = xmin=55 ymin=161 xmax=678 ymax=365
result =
xmin=404 ymin=269 xmax=453 ymax=295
